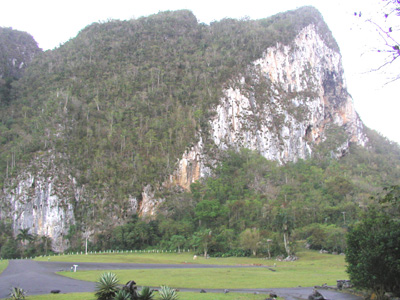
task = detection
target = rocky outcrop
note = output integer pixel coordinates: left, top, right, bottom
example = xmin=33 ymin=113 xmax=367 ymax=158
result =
xmin=0 ymin=151 xmax=77 ymax=252
xmin=167 ymin=136 xmax=211 ymax=191
xmin=138 ymin=184 xmax=161 ymax=217
xmin=171 ymin=24 xmax=367 ymax=191
xmin=210 ymin=24 xmax=366 ymax=163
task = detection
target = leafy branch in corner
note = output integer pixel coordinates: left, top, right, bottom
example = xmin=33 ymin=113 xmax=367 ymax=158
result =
xmin=356 ymin=0 xmax=400 ymax=83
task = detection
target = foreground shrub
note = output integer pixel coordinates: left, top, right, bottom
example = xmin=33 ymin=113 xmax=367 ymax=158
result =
xmin=346 ymin=209 xmax=400 ymax=299
xmin=137 ymin=286 xmax=154 ymax=300
xmin=8 ymin=287 xmax=26 ymax=300
xmin=113 ymin=289 xmax=131 ymax=300
xmin=95 ymin=272 xmax=120 ymax=300
xmin=159 ymin=286 xmax=179 ymax=300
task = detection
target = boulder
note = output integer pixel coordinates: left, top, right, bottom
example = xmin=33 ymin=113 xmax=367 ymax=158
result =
xmin=270 ymin=293 xmax=278 ymax=298
xmin=337 ymin=280 xmax=352 ymax=289
xmin=308 ymin=289 xmax=326 ymax=300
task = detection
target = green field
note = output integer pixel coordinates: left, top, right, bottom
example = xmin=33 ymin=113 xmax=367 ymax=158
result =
xmin=57 ymin=251 xmax=347 ymax=289
xmin=27 ymin=291 xmax=269 ymax=300
xmin=35 ymin=250 xmax=345 ymax=267
xmin=35 ymin=252 xmax=274 ymax=265
xmin=0 ymin=260 xmax=8 ymax=274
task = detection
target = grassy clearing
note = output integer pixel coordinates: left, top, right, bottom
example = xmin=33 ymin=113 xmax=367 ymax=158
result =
xmin=35 ymin=252 xmax=276 ymax=265
xmin=59 ymin=251 xmax=347 ymax=289
xmin=26 ymin=291 xmax=268 ymax=300
xmin=0 ymin=260 xmax=8 ymax=274
xmin=24 ymin=292 xmax=95 ymax=300
xmin=35 ymin=250 xmax=344 ymax=267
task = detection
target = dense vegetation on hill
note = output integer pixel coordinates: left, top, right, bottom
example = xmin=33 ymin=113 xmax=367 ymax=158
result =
xmin=0 ymin=7 xmax=337 ymax=194
xmin=89 ymin=132 xmax=400 ymax=256
xmin=0 ymin=27 xmax=40 ymax=106
xmin=0 ymin=7 xmax=400 ymax=258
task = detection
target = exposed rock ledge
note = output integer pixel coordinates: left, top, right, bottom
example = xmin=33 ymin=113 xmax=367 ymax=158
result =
xmin=171 ymin=24 xmax=367 ymax=195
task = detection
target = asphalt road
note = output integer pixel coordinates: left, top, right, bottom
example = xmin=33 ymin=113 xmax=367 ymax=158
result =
xmin=0 ymin=260 xmax=363 ymax=300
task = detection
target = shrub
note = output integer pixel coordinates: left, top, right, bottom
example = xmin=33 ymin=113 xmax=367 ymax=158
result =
xmin=8 ymin=287 xmax=26 ymax=300
xmin=95 ymin=272 xmax=120 ymax=300
xmin=296 ymin=223 xmax=346 ymax=253
xmin=137 ymin=286 xmax=154 ymax=300
xmin=346 ymin=209 xmax=400 ymax=299
xmin=159 ymin=285 xmax=179 ymax=300
xmin=113 ymin=289 xmax=131 ymax=300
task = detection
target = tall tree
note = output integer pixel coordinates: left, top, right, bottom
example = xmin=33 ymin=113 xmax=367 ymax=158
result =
xmin=170 ymin=235 xmax=186 ymax=253
xmin=346 ymin=209 xmax=400 ymax=299
xmin=239 ymin=228 xmax=261 ymax=256
xmin=274 ymin=210 xmax=294 ymax=256
xmin=16 ymin=228 xmax=33 ymax=245
xmin=192 ymin=228 xmax=213 ymax=258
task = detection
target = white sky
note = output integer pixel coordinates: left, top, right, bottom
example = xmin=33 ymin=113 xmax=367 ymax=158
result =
xmin=1 ymin=0 xmax=399 ymax=144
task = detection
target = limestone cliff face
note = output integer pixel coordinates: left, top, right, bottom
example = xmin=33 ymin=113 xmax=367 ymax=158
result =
xmin=138 ymin=184 xmax=160 ymax=217
xmin=167 ymin=136 xmax=211 ymax=191
xmin=139 ymin=136 xmax=212 ymax=214
xmin=0 ymin=151 xmax=77 ymax=252
xmin=173 ymin=24 xmax=367 ymax=190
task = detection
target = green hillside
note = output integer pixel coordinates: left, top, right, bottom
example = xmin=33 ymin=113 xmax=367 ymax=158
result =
xmin=0 ymin=7 xmax=399 ymax=258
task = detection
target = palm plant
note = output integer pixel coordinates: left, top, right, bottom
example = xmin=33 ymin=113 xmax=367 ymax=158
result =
xmin=137 ymin=286 xmax=154 ymax=300
xmin=113 ymin=289 xmax=131 ymax=300
xmin=16 ymin=228 xmax=33 ymax=244
xmin=8 ymin=287 xmax=26 ymax=300
xmin=159 ymin=286 xmax=179 ymax=300
xmin=95 ymin=272 xmax=120 ymax=300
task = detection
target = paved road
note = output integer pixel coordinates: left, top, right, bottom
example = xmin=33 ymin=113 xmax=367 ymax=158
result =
xmin=0 ymin=260 xmax=362 ymax=300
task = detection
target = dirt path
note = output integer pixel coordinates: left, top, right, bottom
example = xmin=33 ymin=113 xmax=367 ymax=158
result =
xmin=0 ymin=260 xmax=362 ymax=300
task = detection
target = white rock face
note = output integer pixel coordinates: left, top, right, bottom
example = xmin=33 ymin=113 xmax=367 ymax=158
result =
xmin=171 ymin=25 xmax=367 ymax=193
xmin=0 ymin=152 xmax=77 ymax=252
xmin=139 ymin=184 xmax=161 ymax=216
xmin=209 ymin=24 xmax=366 ymax=163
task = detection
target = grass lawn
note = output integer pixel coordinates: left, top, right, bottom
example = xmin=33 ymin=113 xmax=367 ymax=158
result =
xmin=58 ymin=251 xmax=348 ymax=289
xmin=27 ymin=291 xmax=269 ymax=300
xmin=35 ymin=251 xmax=276 ymax=265
xmin=0 ymin=260 xmax=8 ymax=274
xmin=21 ymin=293 xmax=95 ymax=300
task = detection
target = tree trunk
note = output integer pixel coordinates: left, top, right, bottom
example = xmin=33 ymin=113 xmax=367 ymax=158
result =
xmin=374 ymin=285 xmax=386 ymax=300
xmin=283 ymin=232 xmax=290 ymax=256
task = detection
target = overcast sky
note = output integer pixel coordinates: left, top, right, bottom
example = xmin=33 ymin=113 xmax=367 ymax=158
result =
xmin=1 ymin=0 xmax=399 ymax=144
